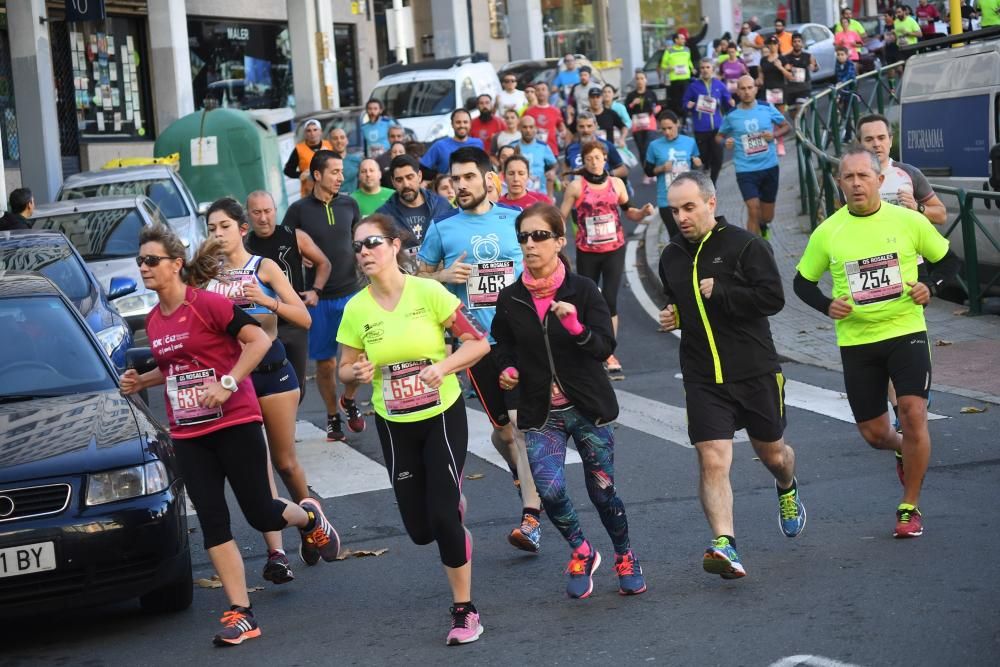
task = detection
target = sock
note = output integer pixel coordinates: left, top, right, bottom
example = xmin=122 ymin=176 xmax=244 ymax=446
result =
xmin=777 ymin=478 xmax=797 ymax=495
xmin=453 ymin=601 xmax=476 ymax=613
xmin=302 ymin=511 xmax=317 ymax=533
xmin=572 ymin=540 xmax=591 ymax=556
xmin=231 ymin=604 xmax=253 ymax=614
xmin=719 ymin=535 xmax=737 ymax=549
xmin=523 ymin=507 xmax=541 ymax=518
xmin=268 ymin=548 xmax=286 ymax=557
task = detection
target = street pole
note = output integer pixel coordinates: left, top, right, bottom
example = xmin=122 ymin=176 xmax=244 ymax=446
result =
xmin=949 ymin=0 xmax=963 ymax=34
xmin=393 ymin=0 xmax=408 ymax=65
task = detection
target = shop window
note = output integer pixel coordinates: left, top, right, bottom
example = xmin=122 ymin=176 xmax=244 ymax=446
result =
xmin=0 ymin=16 xmax=19 ymax=162
xmin=638 ymin=0 xmax=701 ymax=60
xmin=542 ymin=0 xmax=597 ymax=60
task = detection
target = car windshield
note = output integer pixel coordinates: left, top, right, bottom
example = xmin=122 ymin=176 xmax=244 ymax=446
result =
xmin=32 ymin=208 xmax=145 ymax=262
xmin=60 ymin=178 xmax=190 ymax=218
xmin=0 ymin=296 xmax=114 ymax=398
xmin=371 ymin=80 xmax=456 ymax=119
xmin=0 ymin=244 xmax=90 ymax=301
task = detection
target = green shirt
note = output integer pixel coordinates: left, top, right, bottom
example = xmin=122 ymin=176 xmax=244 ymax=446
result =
xmin=796 ymin=202 xmax=949 ymax=347
xmin=894 ymin=16 xmax=922 ymax=46
xmin=835 ymin=18 xmax=867 ymax=36
xmin=351 ymin=187 xmax=394 ymax=217
xmin=660 ymin=46 xmax=694 ymax=81
xmin=978 ymin=0 xmax=1000 ymax=27
xmin=336 ymin=275 xmax=461 ymax=422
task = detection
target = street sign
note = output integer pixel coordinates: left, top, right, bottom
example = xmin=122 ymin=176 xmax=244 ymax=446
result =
xmin=65 ymin=0 xmax=106 ymax=22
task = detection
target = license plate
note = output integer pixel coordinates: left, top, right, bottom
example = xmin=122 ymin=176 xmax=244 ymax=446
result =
xmin=0 ymin=541 xmax=56 ymax=578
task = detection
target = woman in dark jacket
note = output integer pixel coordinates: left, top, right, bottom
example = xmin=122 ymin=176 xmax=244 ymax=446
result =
xmin=492 ymin=203 xmax=646 ymax=600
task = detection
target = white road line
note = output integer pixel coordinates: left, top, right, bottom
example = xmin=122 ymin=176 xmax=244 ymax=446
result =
xmin=466 ymin=408 xmax=582 ymax=468
xmin=625 ymin=233 xmax=681 ymax=340
xmin=296 ymin=436 xmax=392 ymax=499
xmin=613 ymin=388 xmax=749 ymax=448
xmin=769 ymin=655 xmax=864 ymax=667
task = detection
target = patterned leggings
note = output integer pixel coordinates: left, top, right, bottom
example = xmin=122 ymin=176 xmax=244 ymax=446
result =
xmin=524 ymin=406 xmax=631 ymax=554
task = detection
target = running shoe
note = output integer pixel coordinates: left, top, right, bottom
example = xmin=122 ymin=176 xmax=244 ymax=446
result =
xmin=298 ymin=499 xmax=341 ymax=564
xmin=213 ymin=606 xmax=260 ymax=647
xmin=508 ymin=513 xmax=541 ymax=553
xmin=446 ymin=603 xmax=484 ymax=645
xmin=326 ymin=413 xmax=346 ymax=442
xmin=262 ymin=550 xmax=294 ymax=584
xmin=340 ymin=395 xmax=366 ymax=433
xmin=565 ymin=542 xmax=601 ymax=599
xmin=703 ymin=537 xmax=746 ymax=579
xmin=605 ymin=354 xmax=623 ymax=374
xmin=895 ymin=451 xmax=905 ymax=486
xmin=894 ymin=504 xmax=924 ymax=538
xmin=777 ymin=481 xmax=806 ymax=538
xmin=614 ymin=550 xmax=647 ymax=595
xmin=760 ymin=223 xmax=772 ymax=240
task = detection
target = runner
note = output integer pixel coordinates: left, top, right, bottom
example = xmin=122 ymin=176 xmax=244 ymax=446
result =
xmin=120 ymin=224 xmax=339 ymax=646
xmin=420 ymin=109 xmax=486 ymax=181
xmin=434 ymin=174 xmax=457 ymax=203
xmin=491 ymin=108 xmax=523 ymax=159
xmin=645 ymin=110 xmax=702 ymax=236
xmin=375 ymin=124 xmax=408 ymax=176
xmin=470 ymin=94 xmax=507 ymax=156
xmin=511 ymin=115 xmax=558 ymax=196
xmin=585 ymin=87 xmax=627 ymax=146
xmin=659 ymin=31 xmax=695 ymax=119
xmin=376 ymin=154 xmax=454 ymax=253
xmin=496 ymin=72 xmax=528 ymax=115
xmin=773 ymin=18 xmax=793 ymax=55
xmin=623 ymin=71 xmax=660 ymax=183
xmin=757 ymin=39 xmax=792 ymax=155
xmin=417 ymin=146 xmax=545 ymax=553
xmin=522 ymin=81 xmax=566 ymax=158
xmin=657 ymin=170 xmax=805 ymax=580
xmin=329 ymin=127 xmax=361 ymax=193
xmin=793 ymin=148 xmax=960 ymax=539
xmin=499 ymin=154 xmax=553 ymax=209
xmin=601 ymin=84 xmax=632 ymax=147
xmin=720 ymin=44 xmax=750 ymax=94
xmin=492 ymin=203 xmax=647 ymax=598
xmin=283 ymin=119 xmax=332 ymax=199
xmin=781 ymin=33 xmax=819 ymax=118
xmin=563 ymin=111 xmax=628 ymax=179
xmin=682 ymin=59 xmax=731 ymax=185
xmin=362 ymin=99 xmax=394 ymax=157
xmin=336 ymin=214 xmax=491 ymax=645
xmin=718 ymin=75 xmax=790 ymax=238
xmin=351 ymin=158 xmax=395 ymax=216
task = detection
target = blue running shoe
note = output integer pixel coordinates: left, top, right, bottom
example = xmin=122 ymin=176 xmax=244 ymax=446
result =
xmin=703 ymin=537 xmax=746 ymax=579
xmin=614 ymin=550 xmax=647 ymax=595
xmin=777 ymin=480 xmax=806 ymax=538
xmin=565 ymin=542 xmax=601 ymax=599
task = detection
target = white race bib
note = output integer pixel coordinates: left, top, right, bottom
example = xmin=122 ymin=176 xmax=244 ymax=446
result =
xmin=584 ymin=213 xmax=619 ymax=246
xmin=166 ymin=369 xmax=222 ymax=426
xmin=726 ymin=79 xmax=739 ymax=93
xmin=845 ymin=253 xmax=903 ymax=305
xmin=381 ymin=360 xmax=440 ymax=415
xmin=466 ymin=260 xmax=515 ymax=309
xmin=741 ymin=132 xmax=769 ymax=155
xmin=632 ymin=113 xmax=650 ymax=129
xmin=792 ymin=67 xmax=806 ymax=83
xmin=696 ymin=95 xmax=718 ymax=114
xmin=673 ymin=64 xmax=688 ymax=76
xmin=766 ymin=88 xmax=784 ymax=105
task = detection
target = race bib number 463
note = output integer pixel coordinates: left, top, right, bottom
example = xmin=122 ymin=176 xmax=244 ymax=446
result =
xmin=845 ymin=253 xmax=903 ymax=305
xmin=467 ymin=261 xmax=515 ymax=309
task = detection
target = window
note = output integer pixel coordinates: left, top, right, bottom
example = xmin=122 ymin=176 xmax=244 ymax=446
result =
xmin=371 ymin=80 xmax=457 ymax=119
xmin=639 ymin=0 xmax=701 ymax=60
xmin=0 ymin=245 xmax=90 ymax=301
xmin=32 ymin=208 xmax=145 ymax=261
xmin=542 ymin=0 xmax=597 ymax=59
xmin=60 ymin=178 xmax=189 ymax=218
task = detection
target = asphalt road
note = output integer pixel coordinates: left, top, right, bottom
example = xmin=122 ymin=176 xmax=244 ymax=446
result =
xmin=3 ymin=169 xmax=998 ymax=667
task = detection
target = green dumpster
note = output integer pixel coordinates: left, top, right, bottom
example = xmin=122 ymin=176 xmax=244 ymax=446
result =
xmin=154 ymin=108 xmax=290 ymax=220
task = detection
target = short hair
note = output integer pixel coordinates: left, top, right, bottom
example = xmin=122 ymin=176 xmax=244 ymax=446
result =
xmin=366 ymin=98 xmax=382 ymax=108
xmin=835 ymin=45 xmax=849 ymax=54
xmin=477 ymin=93 xmax=493 ymax=103
xmin=774 ymin=18 xmax=785 ymax=26
xmin=838 ymin=145 xmax=882 ymax=175
xmin=699 ymin=57 xmax=716 ymax=67
xmin=579 ymin=65 xmax=592 ymax=74
xmin=9 ymin=188 xmax=32 ymax=215
xmin=451 ymin=108 xmax=471 ymax=122
xmin=670 ymin=170 xmax=716 ymax=201
xmin=576 ymin=110 xmax=597 ymax=124
xmin=389 ymin=154 xmax=421 ymax=179
xmin=580 ymin=140 xmax=608 ymax=159
xmin=245 ymin=190 xmax=276 ymax=209
xmin=857 ymin=113 xmax=891 ymax=136
xmin=309 ymin=150 xmax=341 ymax=180
xmin=791 ymin=32 xmax=804 ymax=41
xmin=449 ymin=146 xmax=492 ymax=175
xmin=503 ymin=153 xmax=530 ymax=174
xmin=657 ymin=109 xmax=680 ymax=124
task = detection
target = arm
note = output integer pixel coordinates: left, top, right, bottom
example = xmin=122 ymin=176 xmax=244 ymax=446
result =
xmin=252 ymin=257 xmax=312 ymax=329
xmin=614 ymin=179 xmax=655 ymax=220
xmin=338 ymin=345 xmax=373 ymax=385
xmin=560 ymin=180 xmax=580 ymax=221
xmin=793 ymin=271 xmax=838 ymax=316
xmin=295 ymin=228 xmax=332 ymax=299
xmin=553 ymin=282 xmax=616 ymax=361
xmin=708 ymin=239 xmax=785 ymax=319
xmin=283 ymin=149 xmax=300 ymax=180
xmin=491 ymin=297 xmax=519 ymax=372
xmin=417 ymin=253 xmax=472 ymax=284
xmin=922 ymin=249 xmax=961 ymax=296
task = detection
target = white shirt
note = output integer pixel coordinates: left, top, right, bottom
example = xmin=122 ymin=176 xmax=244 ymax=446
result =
xmin=496 ymin=89 xmax=528 ymax=114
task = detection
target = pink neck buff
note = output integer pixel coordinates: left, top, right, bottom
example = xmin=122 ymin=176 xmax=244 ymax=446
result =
xmin=522 ymin=258 xmax=565 ymax=321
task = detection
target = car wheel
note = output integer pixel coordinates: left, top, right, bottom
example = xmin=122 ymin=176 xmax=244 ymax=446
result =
xmin=139 ymin=548 xmax=193 ymax=613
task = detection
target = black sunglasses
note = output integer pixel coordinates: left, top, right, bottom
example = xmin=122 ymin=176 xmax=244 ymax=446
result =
xmin=352 ymin=235 xmax=396 ymax=253
xmin=135 ymin=254 xmax=175 ymax=267
xmin=516 ymin=230 xmax=559 ymax=244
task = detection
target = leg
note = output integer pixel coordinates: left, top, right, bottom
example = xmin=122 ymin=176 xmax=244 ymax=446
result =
xmin=897 ymin=395 xmax=930 ymax=506
xmin=278 ymin=322 xmax=309 ymax=404
xmin=525 ymin=412 xmax=584 ymax=548
xmin=260 ymin=389 xmax=310 ymax=501
xmin=759 ymin=201 xmax=776 ymax=227
xmin=751 ymin=437 xmax=796 ymax=489
xmin=694 ymin=439 xmax=736 ymax=538
xmin=659 ymin=207 xmax=679 ymax=237
xmin=744 ymin=197 xmax=762 ymax=235
xmin=374 ymin=415 xmax=435 ymax=546
xmin=508 ymin=410 xmax=541 ymax=511
xmin=316 ymin=357 xmax=340 ymax=415
xmin=709 ymin=133 xmax=724 ymax=183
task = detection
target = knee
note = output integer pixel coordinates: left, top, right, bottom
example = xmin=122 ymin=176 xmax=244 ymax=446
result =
xmin=246 ymin=499 xmax=288 ymax=534
xmin=858 ymin=421 xmax=895 ymax=449
xmin=408 ymin=529 xmax=435 ymax=546
xmin=697 ymin=446 xmax=731 ymax=476
xmin=898 ymin=399 xmax=927 ymax=426
xmin=200 ymin=520 xmax=234 ymax=550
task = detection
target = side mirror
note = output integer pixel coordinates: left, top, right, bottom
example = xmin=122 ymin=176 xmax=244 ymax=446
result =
xmin=465 ymin=97 xmax=477 ymax=111
xmin=125 ymin=346 xmax=157 ymax=374
xmin=107 ymin=276 xmax=137 ymax=301
xmin=197 ymin=202 xmax=211 ymax=215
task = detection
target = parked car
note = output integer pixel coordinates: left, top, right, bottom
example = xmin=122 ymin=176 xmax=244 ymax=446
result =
xmin=0 ymin=273 xmax=191 ymax=618
xmin=30 ymin=196 xmax=170 ymax=331
xmin=757 ymin=23 xmax=837 ymax=81
xmin=370 ymin=53 xmax=502 ymax=142
xmin=498 ymin=55 xmax=606 ymax=99
xmin=0 ymin=230 xmax=135 ymax=371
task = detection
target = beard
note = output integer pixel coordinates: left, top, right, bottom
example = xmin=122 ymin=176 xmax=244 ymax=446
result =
xmin=479 ymin=110 xmax=493 ymax=122
xmin=400 ymin=187 xmax=419 ymax=203
xmin=457 ymin=189 xmax=487 ymax=211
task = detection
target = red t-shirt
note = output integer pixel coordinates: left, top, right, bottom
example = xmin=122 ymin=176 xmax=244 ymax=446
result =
xmin=470 ymin=115 xmax=507 ymax=154
xmin=146 ymin=287 xmax=262 ymax=439
xmin=523 ymin=106 xmax=564 ymax=156
xmin=499 ymin=190 xmax=553 ymax=209
xmin=915 ymin=5 xmax=939 ymax=35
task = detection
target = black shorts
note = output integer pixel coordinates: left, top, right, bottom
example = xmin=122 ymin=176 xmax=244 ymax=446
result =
xmin=685 ymin=371 xmax=787 ymax=443
xmin=251 ymin=338 xmax=300 ymax=398
xmin=735 ymin=166 xmax=780 ymax=204
xmin=840 ymin=331 xmax=931 ymax=423
xmin=467 ymin=345 xmax=518 ymax=428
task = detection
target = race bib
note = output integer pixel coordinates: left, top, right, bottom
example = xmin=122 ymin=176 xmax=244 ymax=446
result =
xmin=381 ymin=360 xmax=440 ymax=415
xmin=209 ymin=269 xmax=256 ymax=308
xmin=766 ymin=88 xmax=784 ymax=104
xmin=696 ymin=95 xmax=717 ymax=114
xmin=467 ymin=260 xmax=515 ymax=309
xmin=918 ymin=17 xmax=930 ymax=26
xmin=673 ymin=65 xmax=688 ymax=76
xmin=596 ymin=129 xmax=608 ymax=141
xmin=528 ymin=175 xmax=543 ymax=192
xmin=584 ymin=213 xmax=619 ymax=246
xmin=369 ymin=145 xmax=385 ymax=157
xmin=792 ymin=67 xmax=806 ymax=83
xmin=845 ymin=253 xmax=903 ymax=305
xmin=166 ymin=369 xmax=222 ymax=426
xmin=742 ymin=132 xmax=769 ymax=155
xmin=632 ymin=113 xmax=650 ymax=129
xmin=537 ymin=128 xmax=549 ymax=145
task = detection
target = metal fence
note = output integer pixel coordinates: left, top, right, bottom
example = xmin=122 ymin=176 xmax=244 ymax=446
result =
xmin=794 ymin=63 xmax=1000 ymax=316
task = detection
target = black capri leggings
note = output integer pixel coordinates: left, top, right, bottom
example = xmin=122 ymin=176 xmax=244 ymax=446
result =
xmin=632 ymin=129 xmax=657 ymax=168
xmin=659 ymin=206 xmax=679 ymax=238
xmin=576 ymin=245 xmax=627 ymax=317
xmin=694 ymin=130 xmax=724 ymax=185
xmin=374 ymin=396 xmax=470 ymax=568
xmin=278 ymin=321 xmax=309 ymax=404
xmin=174 ymin=421 xmax=289 ymax=549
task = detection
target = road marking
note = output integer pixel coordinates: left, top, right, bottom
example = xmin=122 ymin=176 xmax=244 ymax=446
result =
xmin=613 ymin=388 xmax=749 ymax=448
xmin=466 ymin=408 xmax=582 ymax=468
xmin=294 ymin=420 xmax=392 ymax=498
xmin=769 ymin=656 xmax=864 ymax=667
xmin=626 ymin=233 xmax=681 ymax=340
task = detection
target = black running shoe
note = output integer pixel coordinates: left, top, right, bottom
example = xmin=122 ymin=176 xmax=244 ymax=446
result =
xmin=262 ymin=550 xmax=294 ymax=584
xmin=340 ymin=395 xmax=366 ymax=433
xmin=326 ymin=413 xmax=346 ymax=442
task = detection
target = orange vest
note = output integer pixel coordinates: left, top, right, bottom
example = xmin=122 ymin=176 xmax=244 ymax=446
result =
xmin=776 ymin=31 xmax=793 ymax=56
xmin=296 ymin=140 xmax=333 ymax=197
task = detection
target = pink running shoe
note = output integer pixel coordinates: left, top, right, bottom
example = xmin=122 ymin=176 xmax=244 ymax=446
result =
xmin=446 ymin=604 xmax=484 ymax=645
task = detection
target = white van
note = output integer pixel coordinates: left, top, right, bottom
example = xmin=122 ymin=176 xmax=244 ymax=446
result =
xmin=370 ymin=54 xmax=501 ymax=143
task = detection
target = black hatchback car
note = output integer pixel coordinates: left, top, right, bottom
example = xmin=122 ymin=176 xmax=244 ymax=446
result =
xmin=0 ymin=274 xmax=191 ymax=617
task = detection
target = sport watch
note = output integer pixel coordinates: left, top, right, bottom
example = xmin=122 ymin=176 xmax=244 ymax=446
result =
xmin=220 ymin=375 xmax=239 ymax=392
xmin=917 ymin=202 xmax=926 ymax=214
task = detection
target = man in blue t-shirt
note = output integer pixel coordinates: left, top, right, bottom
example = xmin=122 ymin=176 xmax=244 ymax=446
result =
xmin=416 ymin=146 xmax=543 ymax=553
xmin=551 ymin=53 xmax=582 ymax=101
xmin=511 ymin=115 xmax=558 ymax=196
xmin=362 ymin=99 xmax=395 ymax=157
xmin=563 ymin=111 xmax=628 ymax=186
xmin=420 ymin=109 xmax=486 ymax=181
xmin=718 ymin=75 xmax=790 ymax=238
xmin=643 ymin=110 xmax=702 ymax=237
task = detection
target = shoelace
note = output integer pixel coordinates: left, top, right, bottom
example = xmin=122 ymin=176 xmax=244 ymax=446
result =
xmin=778 ymin=490 xmax=800 ymax=520
xmin=522 ymin=515 xmax=540 ymax=531
xmin=307 ymin=521 xmax=331 ymax=548
xmin=614 ymin=554 xmax=636 ymax=576
xmin=710 ymin=537 xmax=730 ymax=550
xmin=566 ymin=554 xmax=588 ymax=576
xmin=898 ymin=509 xmax=916 ymax=523
xmin=220 ymin=610 xmax=249 ymax=628
xmin=451 ymin=607 xmax=474 ymax=629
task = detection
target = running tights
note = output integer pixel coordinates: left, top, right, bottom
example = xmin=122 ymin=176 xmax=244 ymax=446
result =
xmin=374 ymin=397 xmax=470 ymax=568
xmin=694 ymin=130 xmax=724 ymax=184
xmin=632 ymin=130 xmax=657 ymax=168
xmin=576 ymin=245 xmax=626 ymax=317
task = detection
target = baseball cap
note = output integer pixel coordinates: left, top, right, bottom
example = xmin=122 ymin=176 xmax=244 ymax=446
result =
xmin=588 ymin=87 xmax=602 ymax=97
xmin=302 ymin=118 xmax=322 ymax=130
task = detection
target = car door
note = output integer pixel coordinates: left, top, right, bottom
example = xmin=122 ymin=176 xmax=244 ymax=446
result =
xmin=803 ymin=25 xmax=836 ymax=80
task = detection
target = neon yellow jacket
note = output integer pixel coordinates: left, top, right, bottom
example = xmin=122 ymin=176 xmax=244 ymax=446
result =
xmin=660 ymin=46 xmax=694 ymax=82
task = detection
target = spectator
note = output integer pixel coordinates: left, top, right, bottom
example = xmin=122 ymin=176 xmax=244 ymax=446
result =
xmin=361 ymin=99 xmax=395 ymax=157
xmin=351 ymin=158 xmax=394 ymax=216
xmin=0 ymin=188 xmax=33 ymax=231
xmin=328 ymin=127 xmax=361 ymax=193
xmin=283 ymin=119 xmax=332 ymax=198
xmin=773 ymin=19 xmax=793 ymax=55
xmin=916 ymin=0 xmax=943 ymax=38
xmin=551 ymin=53 xmax=581 ymax=99
xmin=834 ymin=17 xmax=864 ymax=61
xmin=420 ymin=109 xmax=485 ymax=181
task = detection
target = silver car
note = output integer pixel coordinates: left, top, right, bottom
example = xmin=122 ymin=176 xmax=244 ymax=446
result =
xmin=757 ymin=23 xmax=837 ymax=81
xmin=30 ymin=196 xmax=170 ymax=330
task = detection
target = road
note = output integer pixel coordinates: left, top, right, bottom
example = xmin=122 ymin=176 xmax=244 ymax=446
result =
xmin=3 ymin=170 xmax=998 ymax=667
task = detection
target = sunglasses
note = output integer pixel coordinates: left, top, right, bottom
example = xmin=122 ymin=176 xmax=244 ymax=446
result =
xmin=352 ymin=235 xmax=396 ymax=253
xmin=516 ymin=230 xmax=559 ymax=244
xmin=135 ymin=254 xmax=175 ymax=267
xmin=503 ymin=78 xmax=516 ymax=83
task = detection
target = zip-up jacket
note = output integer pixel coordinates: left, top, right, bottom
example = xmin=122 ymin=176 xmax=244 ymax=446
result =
xmin=682 ymin=78 xmax=733 ymax=133
xmin=657 ymin=218 xmax=783 ymax=384
xmin=492 ymin=270 xmax=618 ymax=430
xmin=376 ymin=188 xmax=454 ymax=243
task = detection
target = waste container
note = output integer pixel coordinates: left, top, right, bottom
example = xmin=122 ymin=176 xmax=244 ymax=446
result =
xmin=154 ymin=108 xmax=290 ymax=220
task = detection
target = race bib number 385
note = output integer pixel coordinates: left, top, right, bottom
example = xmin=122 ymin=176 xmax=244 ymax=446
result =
xmin=382 ymin=360 xmax=440 ymax=415
xmin=166 ymin=369 xmax=222 ymax=426
xmin=845 ymin=253 xmax=903 ymax=305
xmin=467 ymin=261 xmax=515 ymax=309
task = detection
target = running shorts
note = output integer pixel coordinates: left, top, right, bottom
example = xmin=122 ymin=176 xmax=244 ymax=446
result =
xmin=840 ymin=331 xmax=931 ymax=423
xmin=685 ymin=371 xmax=787 ymax=443
xmin=307 ymin=293 xmax=355 ymax=361
xmin=736 ymin=166 xmax=780 ymax=204
xmin=251 ymin=338 xmax=300 ymax=398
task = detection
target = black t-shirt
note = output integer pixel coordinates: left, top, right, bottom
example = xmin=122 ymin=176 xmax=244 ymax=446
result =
xmin=281 ymin=193 xmax=361 ymax=299
xmin=781 ymin=51 xmax=813 ymax=96
xmin=246 ymin=225 xmax=305 ymax=294
xmin=760 ymin=57 xmax=787 ymax=91
xmin=391 ymin=199 xmax=431 ymax=250
xmin=594 ymin=108 xmax=626 ymax=142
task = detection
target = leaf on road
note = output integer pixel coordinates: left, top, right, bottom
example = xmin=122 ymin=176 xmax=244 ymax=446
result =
xmin=934 ymin=339 xmax=953 ymax=346
xmin=465 ymin=473 xmax=485 ymax=480
xmin=248 ymin=586 xmax=265 ymax=593
xmin=195 ymin=575 xmax=223 ymax=589
xmin=335 ymin=548 xmax=389 ymax=560
xmin=952 ymin=308 xmax=969 ymax=317
xmin=960 ymin=406 xmax=987 ymax=414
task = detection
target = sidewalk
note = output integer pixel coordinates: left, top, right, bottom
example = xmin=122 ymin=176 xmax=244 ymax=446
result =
xmin=638 ymin=142 xmax=1000 ymax=405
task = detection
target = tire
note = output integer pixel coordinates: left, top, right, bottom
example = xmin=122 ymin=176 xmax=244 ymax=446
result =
xmin=139 ymin=548 xmax=193 ymax=613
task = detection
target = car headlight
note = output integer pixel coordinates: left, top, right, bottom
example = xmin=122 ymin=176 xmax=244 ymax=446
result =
xmin=114 ymin=291 xmax=159 ymax=319
xmin=96 ymin=325 xmax=128 ymax=359
xmin=86 ymin=460 xmax=171 ymax=506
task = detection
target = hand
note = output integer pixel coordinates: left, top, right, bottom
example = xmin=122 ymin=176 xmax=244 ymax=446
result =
xmin=725 ymin=137 xmax=735 ymax=150
xmin=352 ymin=353 xmax=375 ymax=384
xmin=907 ymin=280 xmax=931 ymax=305
xmin=642 ymin=203 xmax=656 ymax=217
xmin=241 ymin=279 xmax=266 ymax=305
xmin=550 ymin=300 xmax=577 ymax=320
xmin=120 ymin=369 xmax=143 ymax=395
xmin=418 ymin=363 xmax=446 ymax=389
xmin=200 ymin=381 xmax=232 ymax=409
xmin=658 ymin=304 xmax=677 ymax=331
xmin=299 ymin=289 xmax=319 ymax=307
xmin=658 ymin=160 xmax=673 ymax=174
xmin=499 ymin=367 xmax=519 ymax=390
xmin=762 ymin=131 xmax=775 ymax=142
xmin=687 ymin=101 xmax=695 ymax=109
xmin=828 ymin=295 xmax=853 ymax=319
xmin=699 ymin=277 xmax=714 ymax=299
xmin=896 ymin=188 xmax=918 ymax=210
xmin=441 ymin=251 xmax=473 ymax=284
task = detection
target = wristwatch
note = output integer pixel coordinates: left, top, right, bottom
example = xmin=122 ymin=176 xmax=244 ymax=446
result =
xmin=220 ymin=375 xmax=239 ymax=392
xmin=917 ymin=202 xmax=926 ymax=214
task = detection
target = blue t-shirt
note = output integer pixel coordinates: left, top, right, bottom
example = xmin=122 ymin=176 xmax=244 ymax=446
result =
xmin=416 ymin=203 xmax=523 ymax=339
xmin=512 ymin=139 xmax=557 ymax=195
xmin=644 ymin=135 xmax=700 ymax=207
xmin=342 ymin=153 xmax=362 ymax=193
xmin=565 ymin=138 xmax=624 ymax=173
xmin=362 ymin=118 xmax=394 ymax=156
xmin=552 ymin=69 xmax=581 ymax=92
xmin=420 ymin=136 xmax=486 ymax=176
xmin=719 ymin=102 xmax=787 ymax=173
